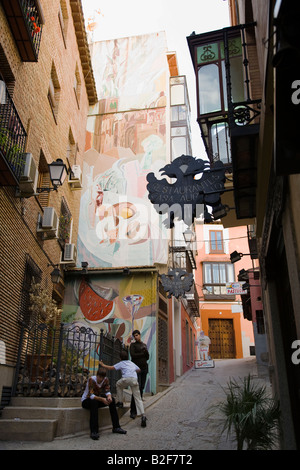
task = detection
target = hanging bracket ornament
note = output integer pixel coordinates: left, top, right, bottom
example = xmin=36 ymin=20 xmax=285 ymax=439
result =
xmin=146 ymin=154 xmax=226 ymax=228
xmin=160 ymin=268 xmax=194 ymax=299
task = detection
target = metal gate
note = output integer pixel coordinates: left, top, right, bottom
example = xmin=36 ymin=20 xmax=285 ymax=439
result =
xmin=12 ymin=322 xmax=126 ymax=397
xmin=208 ymin=318 xmax=235 ymax=358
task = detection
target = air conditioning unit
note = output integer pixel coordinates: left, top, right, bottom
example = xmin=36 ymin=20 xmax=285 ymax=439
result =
xmin=18 ymin=153 xmax=38 ymax=196
xmin=37 ymin=207 xmax=59 ymax=237
xmin=60 ymin=243 xmax=77 ymax=265
xmin=68 ymin=164 xmax=82 ymax=190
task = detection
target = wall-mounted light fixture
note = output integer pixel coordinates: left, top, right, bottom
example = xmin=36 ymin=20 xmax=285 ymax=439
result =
xmin=23 ymin=159 xmax=68 ymax=198
xmin=48 ymin=263 xmax=62 ymax=284
xmin=230 ymin=251 xmax=252 ymax=263
xmin=81 ymin=261 xmax=88 ymax=274
xmin=39 ymin=159 xmax=68 ymax=193
xmin=183 ymin=228 xmax=194 ymax=244
xmin=212 ymin=204 xmax=235 ymax=220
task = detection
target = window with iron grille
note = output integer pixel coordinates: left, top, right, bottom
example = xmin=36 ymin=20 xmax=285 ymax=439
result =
xmin=18 ymin=254 xmax=42 ymax=327
xmin=58 ymin=197 xmax=72 ymax=246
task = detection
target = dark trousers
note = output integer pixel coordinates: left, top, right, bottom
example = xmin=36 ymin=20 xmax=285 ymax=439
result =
xmin=82 ymin=396 xmax=120 ymax=433
xmin=130 ymin=369 xmax=147 ymax=415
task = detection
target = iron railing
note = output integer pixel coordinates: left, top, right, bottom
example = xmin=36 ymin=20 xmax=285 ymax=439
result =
xmin=1 ymin=0 xmax=43 ymax=61
xmin=12 ymin=323 xmax=127 ymax=398
xmin=21 ymin=0 xmax=43 ymax=59
xmin=0 ymin=84 xmax=27 ymax=183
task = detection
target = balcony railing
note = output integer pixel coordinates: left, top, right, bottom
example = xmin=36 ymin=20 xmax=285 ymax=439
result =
xmin=13 ymin=323 xmax=127 ymax=398
xmin=2 ymin=0 xmax=43 ymax=62
xmin=0 ymin=83 xmax=27 ymax=186
xmin=185 ymin=282 xmax=200 ymax=317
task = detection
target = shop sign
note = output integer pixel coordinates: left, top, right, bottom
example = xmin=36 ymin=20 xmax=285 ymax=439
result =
xmin=226 ymin=282 xmax=247 ymax=295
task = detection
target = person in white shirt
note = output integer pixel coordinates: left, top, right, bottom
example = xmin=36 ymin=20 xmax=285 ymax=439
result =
xmin=100 ymin=350 xmax=147 ymax=427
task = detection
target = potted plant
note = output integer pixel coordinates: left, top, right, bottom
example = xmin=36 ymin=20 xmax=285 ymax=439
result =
xmin=214 ymin=374 xmax=280 ymax=450
xmin=0 ymin=125 xmax=25 ymax=177
xmin=26 ymin=281 xmax=61 ymax=381
xmin=28 ymin=280 xmax=61 ymax=325
xmin=58 ymin=213 xmax=72 ymax=245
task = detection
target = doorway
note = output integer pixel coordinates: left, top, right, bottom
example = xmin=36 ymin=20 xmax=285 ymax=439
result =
xmin=208 ymin=318 xmax=235 ymax=358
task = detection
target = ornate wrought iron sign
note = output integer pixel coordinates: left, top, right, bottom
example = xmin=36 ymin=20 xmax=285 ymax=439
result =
xmin=160 ymin=268 xmax=194 ymax=299
xmin=146 ymin=154 xmax=226 ymax=227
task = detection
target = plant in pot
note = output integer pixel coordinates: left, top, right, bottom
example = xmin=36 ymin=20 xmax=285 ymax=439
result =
xmin=214 ymin=374 xmax=280 ymax=450
xmin=58 ymin=213 xmax=71 ymax=246
xmin=28 ymin=280 xmax=61 ymax=325
xmin=0 ymin=126 xmax=23 ymax=157
xmin=26 ymin=280 xmax=61 ymax=381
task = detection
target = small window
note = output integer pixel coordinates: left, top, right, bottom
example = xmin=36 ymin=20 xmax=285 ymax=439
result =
xmin=209 ymin=230 xmax=224 ymax=253
xmin=73 ymin=63 xmax=81 ymax=108
xmin=211 ymin=122 xmax=231 ymax=165
xmin=256 ymin=310 xmax=265 ymax=335
xmin=58 ymin=197 xmax=72 ymax=246
xmin=58 ymin=0 xmax=69 ymax=47
xmin=48 ymin=63 xmax=60 ymax=122
xmin=198 ymin=63 xmax=221 ymax=114
xmin=67 ymin=127 xmax=76 ymax=163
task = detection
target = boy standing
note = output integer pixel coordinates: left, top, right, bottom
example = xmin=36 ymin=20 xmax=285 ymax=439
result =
xmin=129 ymin=329 xmax=149 ymax=419
xmin=100 ymin=350 xmax=147 ymax=427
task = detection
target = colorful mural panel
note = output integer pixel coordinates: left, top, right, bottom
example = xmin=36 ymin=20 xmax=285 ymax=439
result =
xmin=89 ymin=32 xmax=168 ymax=113
xmin=77 ymin=33 xmax=169 ymax=268
xmin=62 ymin=272 xmax=157 ymax=393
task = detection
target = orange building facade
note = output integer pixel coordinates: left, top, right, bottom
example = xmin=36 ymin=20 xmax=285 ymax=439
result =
xmin=194 ymin=221 xmax=255 ymax=359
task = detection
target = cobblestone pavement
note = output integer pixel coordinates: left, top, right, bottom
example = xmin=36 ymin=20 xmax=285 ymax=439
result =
xmin=1 ymin=357 xmax=271 ymax=451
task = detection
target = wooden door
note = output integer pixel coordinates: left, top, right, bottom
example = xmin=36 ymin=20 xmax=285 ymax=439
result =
xmin=208 ymin=318 xmax=235 ymax=358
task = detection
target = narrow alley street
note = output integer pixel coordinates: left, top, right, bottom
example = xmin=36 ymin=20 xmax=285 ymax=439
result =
xmin=1 ymin=357 xmax=271 ymax=452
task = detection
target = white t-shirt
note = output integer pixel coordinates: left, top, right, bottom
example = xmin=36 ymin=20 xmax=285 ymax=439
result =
xmin=114 ymin=360 xmax=140 ymax=378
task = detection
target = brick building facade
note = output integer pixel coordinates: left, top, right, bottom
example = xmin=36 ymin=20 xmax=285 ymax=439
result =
xmin=0 ymin=0 xmax=97 ymax=396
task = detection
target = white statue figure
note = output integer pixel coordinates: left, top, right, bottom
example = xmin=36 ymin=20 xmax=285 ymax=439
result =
xmin=199 ymin=330 xmax=211 ymax=361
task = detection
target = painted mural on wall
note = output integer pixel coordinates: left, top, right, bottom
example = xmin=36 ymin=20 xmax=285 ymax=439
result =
xmin=77 ymin=32 xmax=169 ymax=268
xmin=62 ymin=272 xmax=157 ymax=393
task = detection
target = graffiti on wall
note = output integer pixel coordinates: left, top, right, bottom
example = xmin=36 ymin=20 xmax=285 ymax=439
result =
xmin=77 ymin=33 xmax=169 ymax=268
xmin=62 ymin=272 xmax=157 ymax=392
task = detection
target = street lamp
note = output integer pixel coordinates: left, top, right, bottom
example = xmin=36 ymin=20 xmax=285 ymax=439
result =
xmin=48 ymin=158 xmax=68 ymax=189
xmin=212 ymin=204 xmax=234 ymax=220
xmin=183 ymin=228 xmax=195 ymax=252
xmin=50 ymin=266 xmax=61 ymax=284
xmin=183 ymin=228 xmax=194 ymax=243
xmin=32 ymin=159 xmax=68 ymax=195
